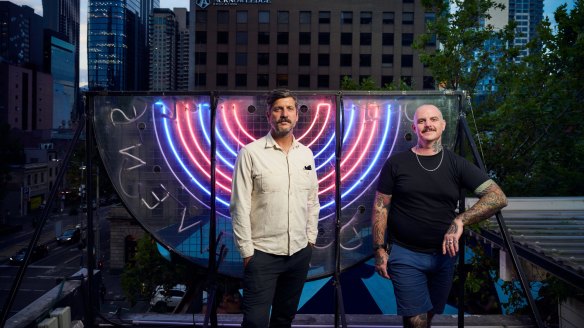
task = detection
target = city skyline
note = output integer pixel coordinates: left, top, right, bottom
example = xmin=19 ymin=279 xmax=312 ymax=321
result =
xmin=12 ymin=0 xmax=574 ymax=87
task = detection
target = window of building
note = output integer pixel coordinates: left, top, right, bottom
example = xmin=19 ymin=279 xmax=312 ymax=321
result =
xmin=277 ymin=32 xmax=289 ymax=45
xmin=318 ymin=54 xmax=330 ymax=66
xmin=236 ymin=31 xmax=248 ymax=45
xmin=217 ymin=52 xmax=228 ymax=65
xmin=217 ymin=10 xmax=229 ymax=24
xmin=318 ymin=75 xmax=329 ymax=88
xmin=402 ymin=33 xmax=414 ymax=46
xmin=299 ymin=53 xmax=311 ymax=66
xmin=257 ymin=74 xmax=269 ymax=87
xmin=319 ymin=11 xmax=330 ymax=24
xmin=318 ymin=32 xmax=330 ymax=45
xmin=259 ymin=10 xmax=270 ymax=24
xmin=217 ymin=73 xmax=228 ymax=87
xmin=195 ymin=31 xmax=207 ymax=44
xmin=299 ymin=11 xmax=311 ymax=24
xmin=382 ymin=33 xmax=394 ymax=46
xmin=383 ymin=12 xmax=394 ymax=24
xmin=237 ymin=11 xmax=248 ymax=23
xmin=381 ymin=75 xmax=393 ymax=87
xmin=258 ymin=32 xmax=270 ymax=44
xmin=403 ymin=0 xmax=414 ymax=3
xmin=258 ymin=53 xmax=269 ymax=65
xmin=195 ymin=73 xmax=206 ymax=86
xmin=402 ymin=76 xmax=412 ymax=87
xmin=277 ymin=53 xmax=288 ymax=66
xmin=423 ymin=76 xmax=435 ymax=89
xmin=217 ymin=31 xmax=228 ymax=44
xmin=382 ymin=54 xmax=393 ymax=67
xmin=403 ymin=12 xmax=414 ymax=25
xmin=341 ymin=11 xmax=353 ymax=24
xmin=277 ymin=74 xmax=288 ymax=87
xmin=196 ymin=11 xmax=208 ymax=24
xmin=401 ymin=55 xmax=413 ymax=67
xmin=195 ymin=52 xmax=207 ymax=65
xmin=236 ymin=74 xmax=247 ymax=87
xmin=236 ymin=53 xmax=247 ymax=66
xmin=299 ymin=32 xmax=311 ymax=45
xmin=360 ymin=54 xmax=372 ymax=67
xmin=360 ymin=33 xmax=372 ymax=46
xmin=278 ymin=11 xmax=289 ymax=24
xmin=341 ymin=33 xmax=352 ymax=45
xmin=298 ymin=74 xmax=310 ymax=88
xmin=360 ymin=11 xmax=372 ymax=24
xmin=340 ymin=53 xmax=352 ymax=67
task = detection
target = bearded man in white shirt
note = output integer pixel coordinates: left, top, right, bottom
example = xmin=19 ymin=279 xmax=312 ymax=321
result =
xmin=230 ymin=89 xmax=320 ymax=328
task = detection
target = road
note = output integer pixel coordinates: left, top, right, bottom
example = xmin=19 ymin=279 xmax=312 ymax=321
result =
xmin=0 ymin=207 xmax=111 ymax=319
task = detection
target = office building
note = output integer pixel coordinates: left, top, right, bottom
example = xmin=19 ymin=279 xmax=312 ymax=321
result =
xmin=42 ymin=0 xmax=80 ymax=119
xmin=44 ymin=31 xmax=76 ymax=131
xmin=190 ymin=0 xmax=436 ymax=90
xmin=88 ymin=0 xmax=159 ymax=91
xmin=0 ymin=2 xmax=44 ymax=69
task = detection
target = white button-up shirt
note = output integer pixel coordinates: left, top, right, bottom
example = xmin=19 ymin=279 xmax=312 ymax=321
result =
xmin=230 ymin=133 xmax=320 ymax=258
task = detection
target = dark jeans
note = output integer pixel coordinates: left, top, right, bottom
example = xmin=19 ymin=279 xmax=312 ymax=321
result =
xmin=241 ymin=245 xmax=312 ymax=328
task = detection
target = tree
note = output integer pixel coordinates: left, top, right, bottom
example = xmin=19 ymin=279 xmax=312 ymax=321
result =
xmin=120 ymin=234 xmax=190 ymax=306
xmin=414 ymin=0 xmax=517 ymax=96
xmin=477 ymin=1 xmax=584 ymax=195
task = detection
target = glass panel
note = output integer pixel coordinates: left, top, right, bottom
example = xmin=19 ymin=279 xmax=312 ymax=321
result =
xmin=92 ymin=92 xmax=462 ymax=278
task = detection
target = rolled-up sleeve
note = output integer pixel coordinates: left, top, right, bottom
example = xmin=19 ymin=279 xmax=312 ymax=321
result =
xmin=230 ymin=148 xmax=255 ymax=258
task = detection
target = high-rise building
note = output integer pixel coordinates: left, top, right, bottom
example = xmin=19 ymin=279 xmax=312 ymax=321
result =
xmin=190 ymin=0 xmax=436 ymax=91
xmin=0 ymin=2 xmax=44 ymax=69
xmin=88 ymin=0 xmax=159 ymax=91
xmin=149 ymin=8 xmax=177 ymax=91
xmin=42 ymin=0 xmax=80 ymax=119
xmin=488 ymin=0 xmax=543 ymax=57
xmin=44 ymin=31 xmax=76 ymax=131
xmin=174 ymin=7 xmax=192 ymax=90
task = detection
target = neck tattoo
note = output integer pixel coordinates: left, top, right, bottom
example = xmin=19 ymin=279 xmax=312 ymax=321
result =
xmin=414 ymin=146 xmax=444 ymax=172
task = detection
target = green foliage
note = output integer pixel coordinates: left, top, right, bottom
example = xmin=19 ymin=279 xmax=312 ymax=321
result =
xmin=415 ymin=0 xmax=517 ymax=96
xmin=120 ymin=234 xmax=189 ymax=306
xmin=475 ymin=0 xmax=584 ymax=195
xmin=340 ymin=75 xmax=412 ymax=91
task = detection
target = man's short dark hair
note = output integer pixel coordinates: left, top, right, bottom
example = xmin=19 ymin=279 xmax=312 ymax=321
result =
xmin=266 ymin=89 xmax=298 ymax=110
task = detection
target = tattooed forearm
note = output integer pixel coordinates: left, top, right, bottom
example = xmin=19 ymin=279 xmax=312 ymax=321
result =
xmin=459 ymin=180 xmax=507 ymax=226
xmin=446 ymin=221 xmax=459 ymax=234
xmin=372 ymin=192 xmax=392 ymax=246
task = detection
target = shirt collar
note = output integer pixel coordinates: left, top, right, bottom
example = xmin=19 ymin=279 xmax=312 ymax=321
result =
xmin=264 ymin=132 xmax=300 ymax=151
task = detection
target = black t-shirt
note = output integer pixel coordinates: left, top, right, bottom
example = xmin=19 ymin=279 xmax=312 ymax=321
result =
xmin=376 ymin=148 xmax=490 ymax=253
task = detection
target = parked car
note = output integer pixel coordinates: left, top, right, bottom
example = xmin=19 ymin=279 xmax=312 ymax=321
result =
xmin=9 ymin=245 xmax=49 ymax=265
xmin=150 ymin=284 xmax=187 ymax=309
xmin=56 ymin=228 xmax=81 ymax=245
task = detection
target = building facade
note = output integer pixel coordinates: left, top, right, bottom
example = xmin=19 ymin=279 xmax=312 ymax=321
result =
xmin=42 ymin=0 xmax=80 ymax=120
xmin=88 ymin=0 xmax=158 ymax=91
xmin=190 ymin=0 xmax=436 ymax=90
xmin=0 ymin=2 xmax=44 ymax=69
xmin=149 ymin=8 xmax=177 ymax=91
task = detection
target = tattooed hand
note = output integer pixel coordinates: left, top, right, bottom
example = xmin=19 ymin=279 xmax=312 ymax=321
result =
xmin=374 ymin=249 xmax=390 ymax=279
xmin=442 ymin=218 xmax=464 ymax=257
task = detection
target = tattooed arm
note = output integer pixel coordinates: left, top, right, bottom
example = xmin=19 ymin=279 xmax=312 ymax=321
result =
xmin=443 ymin=179 xmax=508 ymax=256
xmin=372 ymin=191 xmax=392 ymax=279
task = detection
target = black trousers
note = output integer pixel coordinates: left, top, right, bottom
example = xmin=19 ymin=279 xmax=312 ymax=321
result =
xmin=241 ymin=245 xmax=312 ymax=328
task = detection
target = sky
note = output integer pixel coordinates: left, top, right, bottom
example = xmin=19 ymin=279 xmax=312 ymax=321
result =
xmin=12 ymin=0 xmax=576 ymax=87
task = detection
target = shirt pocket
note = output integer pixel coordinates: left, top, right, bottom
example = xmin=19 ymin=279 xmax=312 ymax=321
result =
xmin=295 ymin=168 xmax=314 ymax=191
xmin=259 ymin=172 xmax=287 ymax=193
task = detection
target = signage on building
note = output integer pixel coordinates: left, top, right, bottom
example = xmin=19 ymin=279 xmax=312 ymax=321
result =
xmin=196 ymin=0 xmax=271 ymax=9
